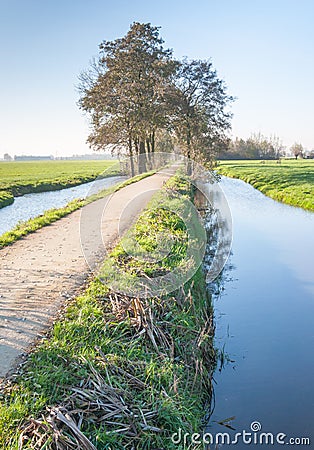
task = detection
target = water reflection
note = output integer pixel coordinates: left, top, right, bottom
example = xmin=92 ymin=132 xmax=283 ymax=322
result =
xmin=196 ymin=180 xmax=233 ymax=284
xmin=206 ymin=176 xmax=314 ymax=448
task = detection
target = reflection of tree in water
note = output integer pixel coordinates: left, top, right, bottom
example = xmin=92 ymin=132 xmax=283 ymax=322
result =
xmin=195 ymin=181 xmax=234 ymax=294
xmin=195 ymin=184 xmax=236 ymax=427
xmin=195 ymin=179 xmax=233 ymax=283
xmin=194 ymin=182 xmax=234 ymax=306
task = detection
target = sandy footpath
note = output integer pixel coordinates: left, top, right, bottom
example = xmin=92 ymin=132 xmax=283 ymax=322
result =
xmin=0 ymin=170 xmax=172 ymax=379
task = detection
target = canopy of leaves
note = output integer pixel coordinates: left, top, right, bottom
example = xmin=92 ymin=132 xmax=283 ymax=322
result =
xmin=290 ymin=142 xmax=304 ymax=159
xmin=78 ymin=22 xmax=233 ymax=166
xmin=168 ymin=58 xmax=233 ymax=163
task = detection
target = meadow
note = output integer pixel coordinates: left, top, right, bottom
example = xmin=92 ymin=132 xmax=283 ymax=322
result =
xmin=217 ymin=159 xmax=314 ymax=212
xmin=0 ymin=160 xmax=117 ymax=208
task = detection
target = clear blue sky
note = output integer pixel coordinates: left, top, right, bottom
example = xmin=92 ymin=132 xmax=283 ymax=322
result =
xmin=1 ymin=0 xmax=313 ymax=157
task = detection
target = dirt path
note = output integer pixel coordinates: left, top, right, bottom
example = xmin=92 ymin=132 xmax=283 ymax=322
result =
xmin=0 ymin=171 xmax=172 ymax=379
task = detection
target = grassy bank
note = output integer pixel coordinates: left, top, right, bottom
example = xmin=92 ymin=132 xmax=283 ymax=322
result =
xmin=217 ymin=159 xmax=314 ymax=212
xmin=0 ymin=176 xmax=215 ymax=450
xmin=0 ymin=190 xmax=14 ymax=209
xmin=0 ymin=160 xmax=118 ymax=208
xmin=0 ymin=172 xmax=155 ymax=249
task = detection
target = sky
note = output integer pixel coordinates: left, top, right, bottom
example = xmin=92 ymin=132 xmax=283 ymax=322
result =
xmin=1 ymin=0 xmax=314 ymax=157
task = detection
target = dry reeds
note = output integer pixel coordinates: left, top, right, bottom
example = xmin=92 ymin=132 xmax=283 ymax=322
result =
xmin=18 ymin=287 xmax=215 ymax=449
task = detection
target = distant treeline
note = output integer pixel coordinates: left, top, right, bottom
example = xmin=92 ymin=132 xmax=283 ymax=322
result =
xmin=218 ymin=134 xmax=283 ymax=160
xmin=218 ymin=134 xmax=314 ymax=160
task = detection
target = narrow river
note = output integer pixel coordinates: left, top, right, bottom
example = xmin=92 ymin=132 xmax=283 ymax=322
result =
xmin=207 ymin=176 xmax=314 ymax=448
xmin=0 ymin=176 xmax=125 ymax=236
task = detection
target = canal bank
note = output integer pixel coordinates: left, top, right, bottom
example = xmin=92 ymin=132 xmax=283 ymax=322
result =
xmin=0 ymin=174 xmax=216 ymax=449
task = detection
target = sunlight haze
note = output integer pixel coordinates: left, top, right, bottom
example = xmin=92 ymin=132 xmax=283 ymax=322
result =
xmin=1 ymin=0 xmax=313 ymax=157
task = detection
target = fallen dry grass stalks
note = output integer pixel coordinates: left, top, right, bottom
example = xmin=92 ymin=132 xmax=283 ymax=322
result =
xmin=19 ymin=354 xmax=161 ymax=449
xmin=17 ymin=288 xmax=215 ymax=449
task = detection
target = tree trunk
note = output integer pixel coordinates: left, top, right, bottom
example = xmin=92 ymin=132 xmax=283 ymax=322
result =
xmin=146 ymin=137 xmax=152 ymax=170
xmin=128 ymin=136 xmax=135 ymax=177
xmin=186 ymin=126 xmax=192 ymax=175
xmin=151 ymin=130 xmax=155 ymax=153
xmin=138 ymin=140 xmax=147 ymax=173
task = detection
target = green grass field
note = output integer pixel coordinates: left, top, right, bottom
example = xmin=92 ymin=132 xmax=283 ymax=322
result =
xmin=217 ymin=159 xmax=314 ymax=212
xmin=0 ymin=160 xmax=117 ymax=208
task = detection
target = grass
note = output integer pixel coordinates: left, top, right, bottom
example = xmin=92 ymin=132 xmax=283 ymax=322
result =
xmin=0 ymin=175 xmax=215 ymax=450
xmin=0 ymin=190 xmax=14 ymax=209
xmin=100 ymin=175 xmax=206 ymax=297
xmin=0 ymin=171 xmax=156 ymax=249
xmin=217 ymin=159 xmax=314 ymax=212
xmin=0 ymin=160 xmax=118 ymax=208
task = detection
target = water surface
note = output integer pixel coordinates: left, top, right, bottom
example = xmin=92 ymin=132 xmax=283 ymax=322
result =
xmin=0 ymin=176 xmax=124 ymax=236
xmin=207 ymin=176 xmax=314 ymax=448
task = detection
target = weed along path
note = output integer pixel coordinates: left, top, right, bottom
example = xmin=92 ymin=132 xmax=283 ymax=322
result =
xmin=0 ymin=171 xmax=172 ymax=380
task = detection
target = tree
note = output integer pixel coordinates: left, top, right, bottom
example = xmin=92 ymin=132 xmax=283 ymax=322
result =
xmin=219 ymin=133 xmax=284 ymax=160
xmin=245 ymin=133 xmax=284 ymax=159
xmin=291 ymin=142 xmax=304 ymax=159
xmin=169 ymin=58 xmax=233 ymax=166
xmin=3 ymin=153 xmax=12 ymax=161
xmin=78 ymin=22 xmax=176 ymax=174
xmin=307 ymin=150 xmax=314 ymax=159
xmin=78 ymin=24 xmax=233 ymax=174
